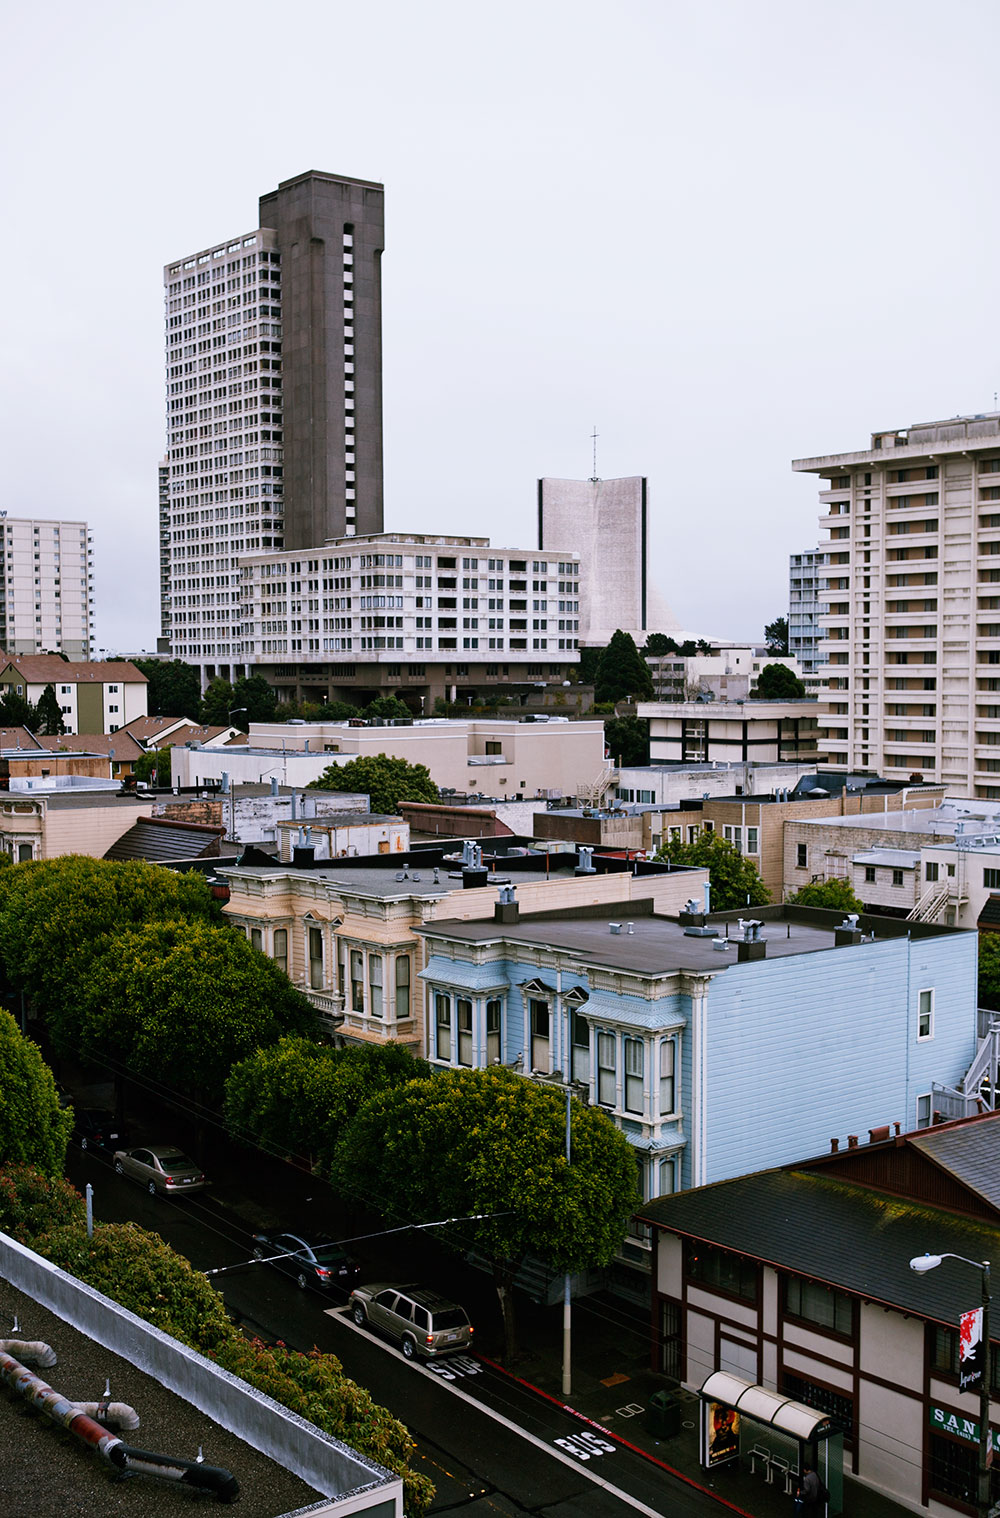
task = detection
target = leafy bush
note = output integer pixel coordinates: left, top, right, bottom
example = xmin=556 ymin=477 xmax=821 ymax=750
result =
xmin=0 ymin=1164 xmax=83 ymax=1242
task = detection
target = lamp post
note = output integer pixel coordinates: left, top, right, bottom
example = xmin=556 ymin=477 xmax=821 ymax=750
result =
xmin=227 ymin=710 xmax=247 ymax=842
xmin=911 ymin=1251 xmax=992 ymax=1518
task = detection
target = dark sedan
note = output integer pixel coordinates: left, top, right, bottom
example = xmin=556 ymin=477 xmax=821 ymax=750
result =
xmin=73 ymin=1108 xmax=130 ymax=1153
xmin=251 ymin=1230 xmax=361 ymax=1291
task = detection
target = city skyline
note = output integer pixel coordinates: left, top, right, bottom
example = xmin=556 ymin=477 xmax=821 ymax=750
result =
xmin=6 ymin=1 xmax=1000 ymax=653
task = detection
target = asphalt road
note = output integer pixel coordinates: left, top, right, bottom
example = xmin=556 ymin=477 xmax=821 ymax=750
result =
xmin=66 ymin=1142 xmax=727 ymax=1517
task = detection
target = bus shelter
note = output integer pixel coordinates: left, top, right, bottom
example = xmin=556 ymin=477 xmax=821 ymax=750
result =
xmin=700 ymin=1370 xmax=843 ymax=1513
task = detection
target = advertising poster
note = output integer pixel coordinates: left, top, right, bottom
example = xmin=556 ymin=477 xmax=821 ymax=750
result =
xmin=705 ymin=1402 xmax=741 ymax=1467
xmin=960 ymin=1306 xmax=984 ymax=1394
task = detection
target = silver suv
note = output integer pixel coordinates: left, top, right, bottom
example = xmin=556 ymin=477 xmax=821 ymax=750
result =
xmin=349 ymin=1282 xmax=473 ymax=1359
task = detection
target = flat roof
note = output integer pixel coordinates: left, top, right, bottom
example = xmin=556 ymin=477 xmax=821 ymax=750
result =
xmin=0 ymin=1276 xmax=322 ymax=1518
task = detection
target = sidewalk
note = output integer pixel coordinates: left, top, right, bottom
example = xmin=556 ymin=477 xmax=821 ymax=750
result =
xmin=488 ymin=1289 xmax=913 ymax=1518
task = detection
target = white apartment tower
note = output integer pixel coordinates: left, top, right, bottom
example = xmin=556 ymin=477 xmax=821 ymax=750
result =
xmin=0 ymin=517 xmax=94 ymax=660
xmin=163 ymin=170 xmax=384 ymax=687
xmin=794 ymin=411 xmax=1000 ymax=797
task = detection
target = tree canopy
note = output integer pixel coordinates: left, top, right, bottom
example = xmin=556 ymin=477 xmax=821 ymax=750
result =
xmin=231 ymin=673 xmax=278 ymax=723
xmin=656 ymin=830 xmax=770 ymax=910
xmin=133 ymin=746 xmax=171 ymax=786
xmin=980 ymin=934 xmax=1000 ymax=1012
xmin=200 ymin=676 xmax=236 ymax=727
xmin=0 ymin=1011 xmax=72 ymax=1177
xmin=35 ymin=684 xmax=66 ymax=736
xmin=334 ymin=1066 xmax=638 ymax=1358
xmin=365 ymin=694 xmax=412 ymax=721
xmin=593 ymin=629 xmax=653 ymax=705
xmin=0 ymin=690 xmax=38 ymax=731
xmin=225 ymin=1037 xmax=427 ymax=1167
xmin=604 ymin=715 xmax=648 ymax=767
xmin=764 ymin=615 xmax=789 ymax=655
xmin=81 ymin=920 xmax=314 ymax=1104
xmin=134 ymin=658 xmax=202 ymax=718
xmin=786 ymin=878 xmax=864 ymax=913
xmin=308 ymin=753 xmax=439 ymax=814
xmin=752 ymin=662 xmax=806 ymax=700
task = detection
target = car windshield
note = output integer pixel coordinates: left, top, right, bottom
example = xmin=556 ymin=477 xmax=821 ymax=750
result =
xmin=312 ymin=1243 xmax=348 ymax=1264
xmin=158 ymin=1152 xmax=191 ymax=1168
xmin=431 ymin=1308 xmax=468 ymax=1330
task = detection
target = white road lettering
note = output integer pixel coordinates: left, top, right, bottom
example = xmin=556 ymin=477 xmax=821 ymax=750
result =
xmin=554 ymin=1432 xmax=616 ymax=1460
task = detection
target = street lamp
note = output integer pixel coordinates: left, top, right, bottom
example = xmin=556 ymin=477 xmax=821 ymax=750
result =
xmin=226 ymin=711 xmax=247 ymax=841
xmin=910 ymin=1251 xmax=992 ymax=1518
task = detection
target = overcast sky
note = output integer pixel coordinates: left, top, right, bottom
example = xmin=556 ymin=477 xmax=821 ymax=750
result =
xmin=5 ymin=0 xmax=1000 ymax=652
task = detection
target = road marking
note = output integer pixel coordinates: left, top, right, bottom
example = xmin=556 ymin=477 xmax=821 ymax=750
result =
xmin=616 ymin=1403 xmax=645 ymax=1419
xmin=333 ymin=1308 xmax=671 ymax=1518
xmin=427 ymin=1354 xmax=481 ymax=1380
xmin=555 ymin=1431 xmax=616 ymax=1460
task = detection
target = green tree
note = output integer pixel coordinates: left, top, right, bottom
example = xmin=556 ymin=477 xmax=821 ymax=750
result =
xmin=642 ymin=633 xmax=676 ymax=658
xmin=134 ymin=658 xmax=202 ymax=718
xmin=765 ymin=615 xmax=790 ymax=655
xmin=577 ymin=646 xmax=603 ymax=686
xmin=752 ymin=662 xmax=806 ymax=700
xmin=0 ymin=1011 xmax=72 ymax=1177
xmin=82 ymin=920 xmax=314 ymax=1105
xmin=318 ymin=699 xmax=362 ymax=720
xmin=786 ymin=878 xmax=864 ymax=913
xmin=365 ymin=694 xmax=412 ymax=721
xmin=134 ymin=746 xmax=171 ymax=786
xmin=0 ymin=690 xmax=39 ymax=730
xmin=0 ymin=857 xmax=219 ymax=1058
xmin=225 ymin=1037 xmax=427 ymax=1167
xmin=656 ymin=830 xmax=770 ymax=910
xmin=308 ymin=753 xmax=439 ymax=814
xmin=35 ymin=684 xmax=66 ymax=736
xmin=200 ymin=676 xmax=235 ymax=726
xmin=232 ymin=672 xmax=278 ymax=723
xmin=334 ymin=1067 xmax=638 ymax=1361
xmin=980 ymin=934 xmax=1000 ymax=1012
xmin=593 ymin=630 xmax=653 ymax=705
xmin=604 ymin=715 xmax=648 ymax=767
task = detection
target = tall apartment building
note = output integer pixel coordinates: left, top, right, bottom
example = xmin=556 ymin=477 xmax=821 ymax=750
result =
xmin=788 ymin=547 xmax=828 ymax=673
xmin=238 ymin=532 xmax=580 ymax=708
xmin=163 ymin=170 xmax=384 ymax=685
xmin=0 ymin=517 xmax=94 ymax=660
xmin=794 ymin=411 xmax=1000 ymax=796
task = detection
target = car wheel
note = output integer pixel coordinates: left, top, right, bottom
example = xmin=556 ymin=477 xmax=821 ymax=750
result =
xmin=114 ymin=1160 xmax=124 ymax=1175
xmin=401 ymin=1335 xmax=417 ymax=1360
xmin=252 ymin=1245 xmax=265 ymax=1261
xmin=147 ymin=1180 xmax=158 ymax=1197
xmin=80 ymin=1136 xmax=88 ymax=1151
xmin=296 ymin=1271 xmax=309 ymax=1291
xmin=351 ymin=1303 xmax=366 ymax=1327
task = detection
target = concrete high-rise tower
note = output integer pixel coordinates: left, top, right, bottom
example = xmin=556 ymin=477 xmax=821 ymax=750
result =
xmin=162 ymin=170 xmax=384 ymax=684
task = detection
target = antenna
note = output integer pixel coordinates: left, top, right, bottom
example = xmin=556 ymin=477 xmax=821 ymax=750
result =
xmin=590 ymin=424 xmax=599 ymax=482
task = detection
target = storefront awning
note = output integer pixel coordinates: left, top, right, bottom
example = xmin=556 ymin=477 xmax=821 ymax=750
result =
xmin=700 ymin=1371 xmax=833 ymax=1442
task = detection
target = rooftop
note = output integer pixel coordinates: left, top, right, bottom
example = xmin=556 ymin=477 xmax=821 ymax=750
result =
xmin=791 ymin=804 xmax=1000 ymax=837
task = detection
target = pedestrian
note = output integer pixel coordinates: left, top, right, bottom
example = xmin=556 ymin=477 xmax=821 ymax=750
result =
xmin=793 ymin=1462 xmax=823 ymax=1514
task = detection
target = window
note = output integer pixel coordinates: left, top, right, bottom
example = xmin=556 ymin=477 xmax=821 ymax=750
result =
xmin=892 ymin=868 xmax=904 ymax=887
xmin=369 ymin=955 xmax=383 ymax=1018
xmin=457 ymin=998 xmax=473 ymax=1066
xmin=656 ymin=1157 xmax=676 ymax=1198
xmin=435 ymin=993 xmax=451 ymax=1060
xmin=309 ymin=926 xmax=324 ymax=990
xmin=571 ymin=1009 xmax=589 ymax=1083
xmin=784 ymin=1276 xmax=853 ymax=1335
xmin=918 ymin=987 xmax=934 ymax=1040
xmin=624 ymin=1037 xmax=644 ymax=1114
xmin=796 ymin=843 xmax=808 ymax=869
xmin=486 ymin=999 xmax=502 ymax=1064
xmin=272 ymin=927 xmax=287 ymax=975
xmin=916 ymin=1092 xmax=932 ymax=1129
xmin=864 ymin=866 xmax=876 ymax=883
xmin=925 ymin=861 xmax=939 ymax=882
xmin=395 ymin=955 xmax=410 ymax=1018
xmin=597 ymin=1032 xmax=616 ymax=1106
xmin=659 ymin=1038 xmax=676 ymax=1116
xmin=250 ymin=927 xmax=262 ymax=952
xmin=985 ymin=869 xmax=1000 ymax=889
xmin=530 ymin=998 xmax=550 ymax=1070
xmin=350 ymin=947 xmax=364 ymax=1010
xmin=687 ymin=1243 xmax=758 ymax=1302
xmin=745 ymin=826 xmax=758 ymax=855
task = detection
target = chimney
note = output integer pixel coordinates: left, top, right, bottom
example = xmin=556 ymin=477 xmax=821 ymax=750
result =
xmin=494 ymin=884 xmax=519 ymax=924
xmin=830 ymin=1137 xmax=840 ymax=1153
xmin=292 ymin=845 xmax=315 ymax=868
xmin=847 ymin=1134 xmax=859 ymax=1148
xmin=737 ymin=919 xmax=766 ymax=962
xmin=575 ymin=845 xmax=596 ymax=876
xmin=869 ymin=1125 xmax=890 ymax=1145
xmin=834 ymin=913 xmax=864 ymax=947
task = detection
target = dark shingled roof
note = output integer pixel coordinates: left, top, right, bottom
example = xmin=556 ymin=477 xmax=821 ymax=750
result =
xmin=910 ymin=1121 xmax=1000 ymax=1214
xmin=978 ymin=895 xmax=1000 ymax=930
xmin=638 ymin=1169 xmax=1000 ymax=1328
xmin=104 ymin=817 xmax=226 ymax=861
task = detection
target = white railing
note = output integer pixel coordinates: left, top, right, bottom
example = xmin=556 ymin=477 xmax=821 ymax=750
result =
xmin=906 ymin=882 xmax=949 ymax=923
xmin=960 ymin=1019 xmax=1000 ymax=1108
xmin=579 ymin=763 xmax=616 ymax=808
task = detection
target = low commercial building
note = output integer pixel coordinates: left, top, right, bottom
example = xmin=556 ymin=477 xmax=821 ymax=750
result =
xmin=415 ymin=901 xmax=977 ymax=1257
xmin=639 ymin=699 xmax=820 ymax=766
xmin=175 ymin=717 xmax=606 ymax=802
xmin=639 ymin=1113 xmax=1000 ymax=1517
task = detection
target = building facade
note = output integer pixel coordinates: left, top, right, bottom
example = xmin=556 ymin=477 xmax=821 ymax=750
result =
xmin=0 ymin=656 xmax=146 ymax=734
xmin=163 ymin=170 xmax=384 ymax=685
xmin=0 ymin=516 xmax=94 ymax=660
xmin=789 ymin=547 xmax=828 ymax=675
xmin=235 ymin=532 xmax=581 ymax=707
xmin=638 ymin=698 xmax=820 ymax=766
xmin=793 ymin=410 xmax=1000 ymax=795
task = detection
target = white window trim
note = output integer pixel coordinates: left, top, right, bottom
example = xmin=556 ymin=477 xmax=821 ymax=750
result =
xmin=917 ymin=987 xmax=935 ymax=1041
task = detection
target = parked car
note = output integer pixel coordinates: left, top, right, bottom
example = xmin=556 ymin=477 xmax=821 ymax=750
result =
xmin=252 ymin=1230 xmax=361 ymax=1291
xmin=73 ymin=1108 xmax=130 ymax=1152
xmin=113 ymin=1145 xmax=207 ymax=1197
xmin=349 ymin=1283 xmax=473 ymax=1359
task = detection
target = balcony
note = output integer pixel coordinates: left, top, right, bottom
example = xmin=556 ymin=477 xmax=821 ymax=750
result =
xmin=299 ymin=985 xmax=345 ymax=1036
